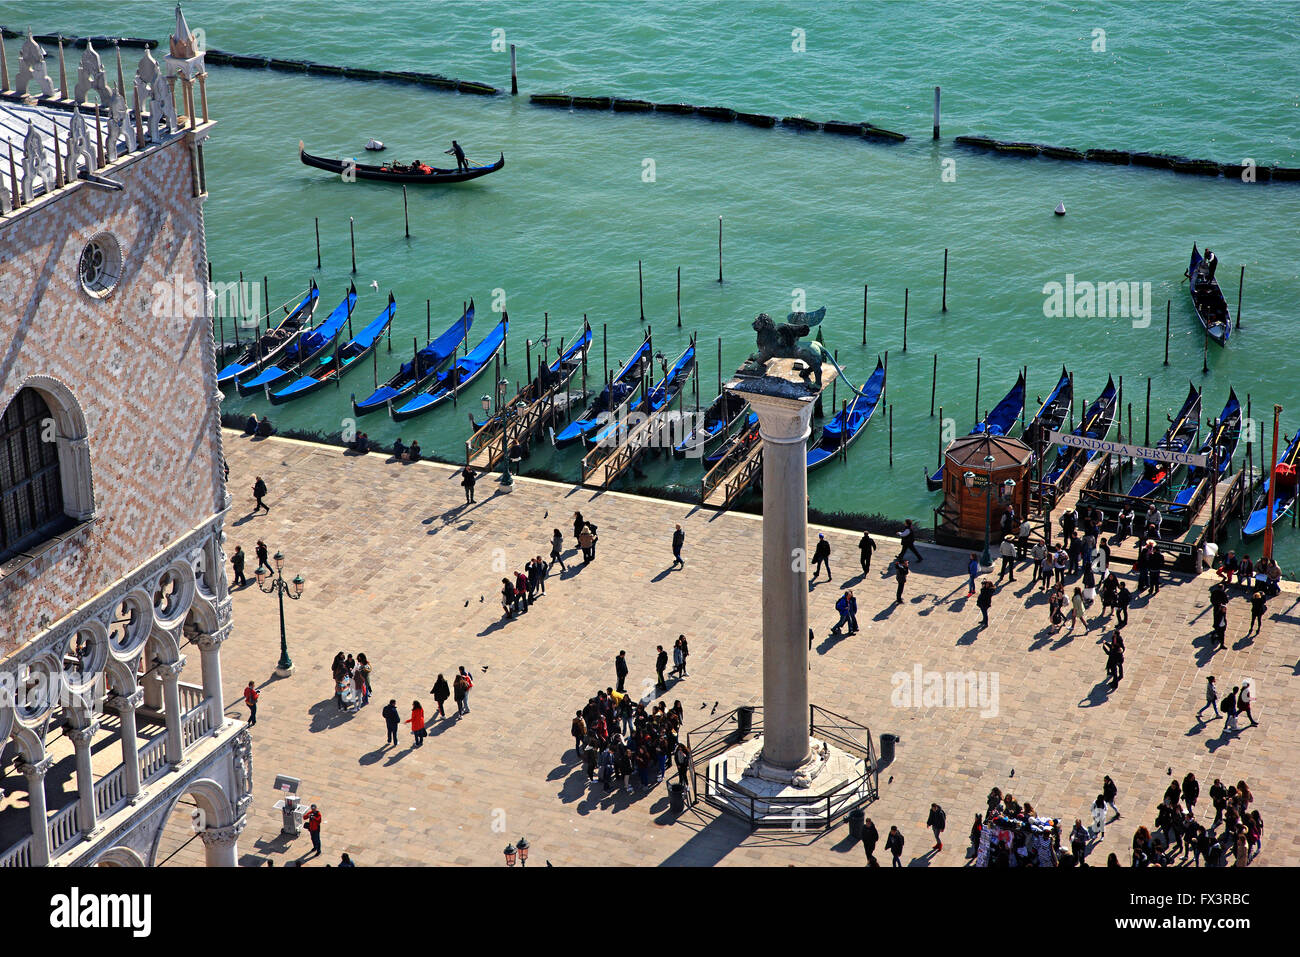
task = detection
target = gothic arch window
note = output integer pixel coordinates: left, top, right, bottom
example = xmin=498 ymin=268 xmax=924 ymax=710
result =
xmin=0 ymin=388 xmax=67 ymax=562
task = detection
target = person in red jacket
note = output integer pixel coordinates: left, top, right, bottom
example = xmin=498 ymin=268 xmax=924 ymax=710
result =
xmin=303 ymin=805 xmax=322 ymax=856
xmin=404 ymin=700 xmax=426 ymax=747
xmin=243 ymin=681 xmax=260 ymax=727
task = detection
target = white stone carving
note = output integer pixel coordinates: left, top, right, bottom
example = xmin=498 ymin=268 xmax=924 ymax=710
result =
xmin=74 ymin=41 xmax=113 ymax=105
xmin=14 ymin=31 xmax=56 ymax=99
xmin=134 ymin=50 xmax=178 ymax=144
xmin=20 ymin=122 xmax=55 ymax=203
xmin=63 ymin=108 xmax=96 ymax=181
xmin=105 ymin=88 xmax=137 ymax=162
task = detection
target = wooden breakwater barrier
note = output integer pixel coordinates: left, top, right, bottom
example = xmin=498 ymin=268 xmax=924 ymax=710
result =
xmin=530 ymin=92 xmax=908 ymax=143
xmin=1 ymin=28 xmax=501 ymax=95
xmin=953 ymin=134 xmax=1300 ymax=183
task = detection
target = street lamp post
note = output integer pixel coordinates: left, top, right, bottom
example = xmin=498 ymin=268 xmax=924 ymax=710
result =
xmin=966 ymin=453 xmax=998 ymax=567
xmin=256 ymin=550 xmax=306 ymax=677
xmin=485 ymin=378 xmax=515 ymax=486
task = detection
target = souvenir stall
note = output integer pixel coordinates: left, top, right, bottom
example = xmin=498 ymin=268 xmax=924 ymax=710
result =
xmin=975 ymin=812 xmax=1060 ymax=867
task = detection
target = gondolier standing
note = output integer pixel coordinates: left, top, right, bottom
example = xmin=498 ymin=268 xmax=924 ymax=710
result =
xmin=446 ymin=140 xmax=469 ymax=172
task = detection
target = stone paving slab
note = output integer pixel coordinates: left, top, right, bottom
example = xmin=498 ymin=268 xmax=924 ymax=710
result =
xmin=195 ymin=431 xmax=1300 ymax=867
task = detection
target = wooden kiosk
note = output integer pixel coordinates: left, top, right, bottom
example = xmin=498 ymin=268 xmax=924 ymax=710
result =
xmin=934 ymin=434 xmax=1033 ymax=548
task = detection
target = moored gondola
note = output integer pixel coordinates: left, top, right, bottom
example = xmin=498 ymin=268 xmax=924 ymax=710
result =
xmin=267 ymin=294 xmax=396 ymax=404
xmin=807 ymin=357 xmax=886 ymax=470
xmin=1243 ymin=430 xmax=1300 ymax=538
xmin=352 ymin=301 xmax=474 ymax=416
xmin=554 ymin=332 xmax=653 ymax=448
xmin=927 ymin=372 xmax=1026 ymax=490
xmin=672 ymin=388 xmax=749 ymax=459
xmin=1170 ymin=389 xmax=1241 ymax=511
xmin=586 ymin=342 xmax=697 ymax=449
xmin=237 ymin=283 xmax=357 ymax=396
xmin=299 ymin=141 xmax=504 ymax=184
xmin=1040 ymin=377 xmax=1117 ymax=488
xmin=1126 ymin=383 xmax=1202 ymax=498
xmin=217 ymin=282 xmax=319 ymax=389
xmin=389 ymin=315 xmax=508 ymax=421
xmin=1022 ymin=366 xmax=1073 ymax=466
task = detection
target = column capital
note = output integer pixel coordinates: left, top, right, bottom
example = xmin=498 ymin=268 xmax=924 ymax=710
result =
xmin=20 ymin=756 xmax=54 ymax=780
xmin=745 ymin=391 xmax=816 ymax=445
xmin=198 ymin=817 xmax=246 ymax=848
xmin=157 ymin=656 xmax=188 ymax=679
xmin=192 ymin=630 xmax=224 ymax=652
xmin=64 ymin=722 xmax=102 ymax=747
xmin=107 ymin=688 xmax=145 ymax=712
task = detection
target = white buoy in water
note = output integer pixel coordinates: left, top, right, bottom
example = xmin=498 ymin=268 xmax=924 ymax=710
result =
xmin=1054 ymin=201 xmax=1066 ymax=216
xmin=365 ymin=138 xmax=385 ymax=151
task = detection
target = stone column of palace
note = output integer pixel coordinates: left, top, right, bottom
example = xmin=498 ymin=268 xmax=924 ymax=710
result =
xmin=160 ymin=658 xmax=187 ymax=767
xmin=66 ymin=721 xmax=102 ymax=836
xmin=109 ymin=689 xmax=145 ymax=801
xmin=22 ymin=758 xmax=54 ymax=866
xmin=199 ymin=819 xmax=245 ymax=867
xmin=744 ymin=387 xmax=816 ymax=770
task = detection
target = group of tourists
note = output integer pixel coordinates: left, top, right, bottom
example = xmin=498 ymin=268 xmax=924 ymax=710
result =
xmin=379 ymin=666 xmax=475 ymax=748
xmin=500 ymin=555 xmax=551 ymax=618
xmin=1128 ymin=773 xmax=1262 ymax=867
xmin=331 ymin=652 xmax=373 ymax=711
xmin=569 ymin=688 xmax=691 ymax=796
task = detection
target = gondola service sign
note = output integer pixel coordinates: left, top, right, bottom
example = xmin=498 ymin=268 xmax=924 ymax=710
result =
xmin=1046 ymin=431 xmax=1207 ymax=467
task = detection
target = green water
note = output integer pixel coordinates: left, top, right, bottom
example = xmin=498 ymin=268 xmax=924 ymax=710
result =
xmin=8 ymin=1 xmax=1300 ymax=566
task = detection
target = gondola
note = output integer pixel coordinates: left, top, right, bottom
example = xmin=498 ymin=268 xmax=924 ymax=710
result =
xmin=1170 ymin=389 xmax=1241 ymax=511
xmin=267 ymin=294 xmax=396 ymax=404
xmin=1242 ymin=430 xmax=1300 ymax=538
xmin=587 ymin=342 xmax=697 ymax=449
xmin=470 ymin=325 xmax=593 ymax=433
xmin=672 ymin=388 xmax=750 ymax=459
xmin=554 ymin=332 xmax=653 ymax=448
xmin=352 ymin=301 xmax=474 ymax=416
xmin=704 ymin=412 xmax=759 ymax=465
xmin=389 ymin=315 xmax=508 ymax=421
xmin=1187 ymin=244 xmax=1231 ymax=346
xmin=299 ymin=141 xmax=504 ymax=184
xmin=807 ymin=357 xmax=886 ymax=470
xmin=1040 ymin=377 xmax=1117 ymax=487
xmin=1022 ymin=366 xmax=1073 ymax=466
xmin=1125 ymin=383 xmax=1202 ymax=499
xmin=926 ymin=371 xmax=1026 ymax=490
xmin=216 ymin=282 xmax=319 ymax=389
xmin=237 ymin=283 xmax=357 ymax=397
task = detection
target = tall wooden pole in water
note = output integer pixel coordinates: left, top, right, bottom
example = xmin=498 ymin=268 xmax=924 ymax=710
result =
xmin=933 ymin=86 xmax=941 ymax=140
xmin=974 ymin=357 xmax=981 ymax=423
xmin=889 ymin=404 xmax=894 ymax=467
xmin=1202 ymin=326 xmax=1209 ymax=374
xmin=930 ymin=353 xmax=937 ymax=416
xmin=402 ymin=185 xmax=409 ymax=238
xmin=677 ymin=266 xmax=682 ymax=328
xmin=638 ymin=260 xmax=645 ymax=322
xmin=1144 ymin=378 xmax=1151 ymax=446
xmin=314 ymin=217 xmax=321 ymax=269
xmin=942 ymin=248 xmax=948 ymax=311
xmin=937 ymin=406 xmax=943 ymax=468
xmin=1117 ymin=376 xmax=1124 ymax=442
xmin=349 ymin=216 xmax=356 ymax=273
xmin=717 ymin=216 xmax=723 ymax=283
xmin=1236 ymin=266 xmax=1244 ymax=329
xmin=1263 ymin=404 xmax=1283 ymax=561
xmin=510 ymin=44 xmax=518 ymax=95
xmin=902 ymin=288 xmax=909 ymax=351
xmin=1164 ymin=300 xmax=1170 ymax=365
xmin=861 ymin=283 xmax=868 ymax=345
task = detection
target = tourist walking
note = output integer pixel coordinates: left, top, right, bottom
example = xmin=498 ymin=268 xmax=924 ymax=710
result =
xmin=579 ymin=524 xmax=596 ymax=564
xmin=1039 ymin=547 xmax=1054 ymax=592
xmin=859 ymin=531 xmax=876 ymax=575
xmin=572 ymin=511 xmax=585 ymax=546
xmin=382 ymin=699 xmax=400 ymax=746
xmin=500 ymin=577 xmax=516 ymax=619
xmin=967 ymin=552 xmax=979 ymax=596
xmin=1069 ymin=586 xmax=1087 ymax=631
xmin=303 ymin=805 xmax=322 ymax=856
xmin=1102 ymin=631 xmax=1124 ymax=689
xmin=255 ymin=539 xmax=269 ymax=573
xmin=671 ymin=524 xmax=685 ymax=567
xmin=404 ymin=700 xmax=427 ymax=747
xmin=615 ymin=650 xmax=628 ymax=692
xmin=678 ymin=635 xmax=690 ymax=676
xmin=455 ymin=666 xmax=473 ymax=714
xmin=1091 ymin=795 xmax=1107 ymax=837
xmin=893 ymin=558 xmax=909 ymax=604
xmin=1071 ymin=819 xmax=1089 ymax=861
xmin=976 ymin=579 xmax=994 ymax=628
xmin=1102 ymin=775 xmax=1120 ymax=820
xmin=1222 ymin=686 xmax=1239 ymax=731
xmin=1239 ymin=679 xmax=1258 ymax=727
xmin=231 ymin=545 xmax=247 ymax=588
xmin=656 ymin=645 xmax=668 ymax=692
xmin=461 ymin=465 xmax=477 ymax=503
xmin=1183 ymin=772 xmax=1200 ymax=813
xmin=671 ymin=638 xmax=686 ymax=678
xmin=571 ymin=711 xmax=587 ymax=756
xmin=811 ymin=533 xmax=832 ymax=581
xmin=1247 ymin=590 xmax=1267 ymax=635
xmin=252 ymin=475 xmax=270 ymax=514
xmin=885 ymin=825 xmax=905 ymax=867
xmin=862 ymin=818 xmax=879 ymax=866
xmin=549 ymin=528 xmax=566 ymax=571
xmin=1053 ymin=546 xmax=1068 ymax=585
xmin=1115 ymin=580 xmax=1130 ymax=626
xmin=431 ymin=673 xmax=450 ymax=718
xmin=898 ymin=519 xmax=923 ymax=562
xmin=927 ymin=803 xmax=946 ymax=851
xmin=243 ymin=681 xmax=259 ymax=726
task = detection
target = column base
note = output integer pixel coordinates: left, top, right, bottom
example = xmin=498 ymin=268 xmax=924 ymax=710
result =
xmin=274 ymin=665 xmax=295 ymax=677
xmin=702 ymin=734 xmax=874 ymax=829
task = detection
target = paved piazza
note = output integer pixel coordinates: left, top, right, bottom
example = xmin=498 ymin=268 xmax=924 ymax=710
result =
xmin=194 ymin=431 xmax=1299 ymax=866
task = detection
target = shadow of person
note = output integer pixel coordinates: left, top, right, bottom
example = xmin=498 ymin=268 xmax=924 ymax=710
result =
xmin=1078 ymin=679 xmax=1113 ymax=708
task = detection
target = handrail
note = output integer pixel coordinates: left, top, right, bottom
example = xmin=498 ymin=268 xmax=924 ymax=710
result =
xmin=93 ymin=764 xmax=128 ymax=818
xmin=47 ymin=802 xmax=81 ymax=857
xmin=138 ymin=734 xmax=169 ymax=784
xmin=0 ymin=834 xmax=33 ymax=868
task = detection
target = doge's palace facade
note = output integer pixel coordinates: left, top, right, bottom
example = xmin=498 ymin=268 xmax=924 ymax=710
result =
xmin=0 ymin=8 xmax=250 ymax=867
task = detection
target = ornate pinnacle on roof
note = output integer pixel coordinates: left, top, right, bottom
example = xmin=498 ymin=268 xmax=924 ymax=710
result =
xmin=170 ymin=4 xmax=198 ymax=59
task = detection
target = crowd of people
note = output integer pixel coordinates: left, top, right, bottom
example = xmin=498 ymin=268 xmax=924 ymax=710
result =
xmin=569 ymin=687 xmax=692 ymax=797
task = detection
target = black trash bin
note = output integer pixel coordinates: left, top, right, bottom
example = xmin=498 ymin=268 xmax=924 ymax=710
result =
xmin=848 ymin=807 xmax=865 ymax=839
xmin=879 ymin=733 xmax=899 ymax=765
xmin=668 ymin=782 xmax=686 ymax=814
xmin=736 ymin=705 xmax=755 ymax=736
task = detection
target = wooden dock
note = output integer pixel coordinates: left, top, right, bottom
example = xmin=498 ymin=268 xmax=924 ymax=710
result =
xmin=701 ymin=425 xmax=763 ymax=510
xmin=580 ymin=399 xmax=690 ymax=488
xmin=465 ymin=387 xmax=585 ymax=471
